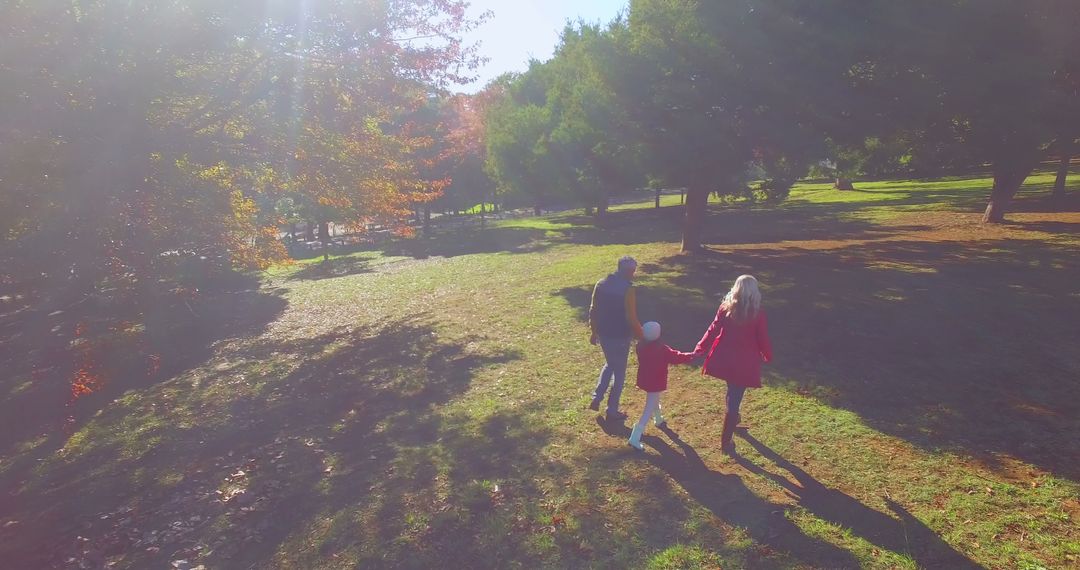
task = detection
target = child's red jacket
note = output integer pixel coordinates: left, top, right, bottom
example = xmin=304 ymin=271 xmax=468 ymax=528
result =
xmin=635 ymin=340 xmax=695 ymax=393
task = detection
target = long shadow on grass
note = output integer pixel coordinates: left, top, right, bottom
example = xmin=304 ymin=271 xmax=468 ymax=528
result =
xmin=596 ymin=419 xmax=861 ymax=568
xmin=1 ymin=316 xmax=528 ymax=569
xmin=323 ymin=171 xmax=1076 ymax=263
xmin=542 ymin=203 xmax=922 ymax=249
xmin=282 ymin=223 xmax=555 ymax=265
xmin=791 ymin=174 xmax=1078 ymax=214
xmin=655 ymin=239 xmax=1080 ymax=480
xmin=542 ymin=171 xmax=1075 ymax=251
xmin=732 ymin=432 xmax=983 ymax=568
xmin=343 ymin=196 xmax=912 ymax=262
xmin=380 ymin=226 xmax=553 ymax=259
xmin=284 ymin=255 xmax=377 ymax=281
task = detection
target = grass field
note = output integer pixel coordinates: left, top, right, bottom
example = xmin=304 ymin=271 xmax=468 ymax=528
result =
xmin=2 ymin=172 xmax=1078 ymax=569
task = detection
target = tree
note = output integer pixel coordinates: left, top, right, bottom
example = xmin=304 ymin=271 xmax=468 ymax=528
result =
xmin=597 ymin=0 xmax=744 ymax=251
xmin=1 ymin=0 xmax=485 ymax=300
xmin=483 ymin=78 xmax=559 ymax=216
xmin=544 ymin=23 xmax=645 ymax=217
xmin=601 ymin=0 xmax=830 ymax=251
xmin=483 ymin=23 xmax=647 ymax=220
xmin=1051 ymin=63 xmax=1080 ymax=201
xmin=922 ymin=1 xmax=1080 ymax=222
xmin=811 ymin=1 xmax=1080 ymax=222
xmin=729 ymin=1 xmax=1080 ymax=222
xmin=1053 ymin=137 xmax=1075 ymax=200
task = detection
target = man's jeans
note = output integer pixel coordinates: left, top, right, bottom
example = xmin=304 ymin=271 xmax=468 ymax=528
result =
xmin=593 ymin=336 xmax=631 ymax=414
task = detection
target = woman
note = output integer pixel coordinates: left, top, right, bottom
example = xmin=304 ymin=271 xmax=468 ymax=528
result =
xmin=694 ymin=275 xmax=773 ymax=455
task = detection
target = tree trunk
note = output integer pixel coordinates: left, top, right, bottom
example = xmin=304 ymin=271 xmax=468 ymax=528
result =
xmin=834 ymin=177 xmax=855 ymax=191
xmin=318 ymin=220 xmax=330 ymax=261
xmin=655 ymin=188 xmax=661 ymax=209
xmin=423 ymin=205 xmax=431 ymax=236
xmin=680 ymin=189 xmax=685 ymax=205
xmin=305 ymin=221 xmax=316 ymax=242
xmin=681 ymin=185 xmax=709 ymax=253
xmin=982 ymin=163 xmax=1034 ymax=223
xmin=533 ymin=204 xmax=542 ymax=216
xmin=1053 ymin=138 xmax=1073 ymax=201
xmin=290 ymin=223 xmax=298 ymax=241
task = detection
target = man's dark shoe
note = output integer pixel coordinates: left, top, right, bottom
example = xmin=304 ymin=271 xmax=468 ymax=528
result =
xmin=589 ymin=398 xmax=601 ymax=412
xmin=606 ymin=410 xmax=627 ymax=423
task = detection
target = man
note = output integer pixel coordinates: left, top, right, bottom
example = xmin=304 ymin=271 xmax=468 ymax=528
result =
xmin=589 ymin=255 xmax=645 ymax=422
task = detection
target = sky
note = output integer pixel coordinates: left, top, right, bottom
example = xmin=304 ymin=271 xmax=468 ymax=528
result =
xmin=455 ymin=0 xmax=629 ymax=93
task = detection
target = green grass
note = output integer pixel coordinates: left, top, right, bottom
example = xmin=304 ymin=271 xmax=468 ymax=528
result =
xmin=463 ymin=202 xmax=498 ymax=215
xmin=2 ymin=170 xmax=1078 ymax=568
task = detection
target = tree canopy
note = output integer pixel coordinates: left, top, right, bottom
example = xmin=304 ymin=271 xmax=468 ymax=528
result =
xmin=1 ymin=0 xmax=484 ymax=303
xmin=483 ymin=0 xmax=1080 ymax=249
xmin=4 ymin=0 xmax=1080 ymax=280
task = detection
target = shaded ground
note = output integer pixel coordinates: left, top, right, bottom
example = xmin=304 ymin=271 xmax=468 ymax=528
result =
xmin=1 ymin=171 xmax=1078 ymax=569
xmin=656 ymin=234 xmax=1080 ymax=480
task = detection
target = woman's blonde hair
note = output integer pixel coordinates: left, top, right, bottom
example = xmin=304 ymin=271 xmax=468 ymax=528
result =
xmin=721 ymin=275 xmax=761 ymax=322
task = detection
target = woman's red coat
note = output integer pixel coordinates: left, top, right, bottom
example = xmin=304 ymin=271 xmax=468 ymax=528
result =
xmin=695 ymin=308 xmax=773 ymax=388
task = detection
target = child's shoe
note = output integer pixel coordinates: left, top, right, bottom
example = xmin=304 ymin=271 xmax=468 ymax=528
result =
xmin=627 ymin=424 xmax=645 ymax=451
xmin=653 ymin=405 xmax=667 ymax=429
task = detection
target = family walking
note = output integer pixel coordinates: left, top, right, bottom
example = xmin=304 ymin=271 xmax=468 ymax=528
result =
xmin=588 ymin=256 xmax=773 ymax=454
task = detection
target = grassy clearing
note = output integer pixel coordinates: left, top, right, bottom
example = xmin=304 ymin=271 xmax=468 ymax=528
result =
xmin=1 ymin=171 xmax=1078 ymax=568
xmin=463 ymin=202 xmax=499 ymax=215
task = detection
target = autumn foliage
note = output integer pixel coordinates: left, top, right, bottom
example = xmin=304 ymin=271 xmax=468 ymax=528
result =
xmin=0 ymin=0 xmax=485 ymax=295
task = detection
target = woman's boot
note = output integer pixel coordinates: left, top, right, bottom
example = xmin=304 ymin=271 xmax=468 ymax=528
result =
xmin=720 ymin=412 xmax=740 ymax=455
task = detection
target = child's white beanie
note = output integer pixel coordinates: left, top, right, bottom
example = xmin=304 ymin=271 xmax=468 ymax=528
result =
xmin=642 ymin=321 xmax=661 ymax=342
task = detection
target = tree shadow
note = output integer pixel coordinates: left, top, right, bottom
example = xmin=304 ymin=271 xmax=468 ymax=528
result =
xmin=542 ymin=203 xmax=920 ymax=248
xmin=282 ymin=224 xmax=553 ymax=265
xmin=0 ymin=272 xmax=288 ymax=512
xmin=379 ymin=226 xmax=552 ymax=259
xmin=338 ymin=193 xmax=916 ymax=262
xmin=792 ymin=173 xmax=1076 ymax=214
xmin=275 ymin=170 xmax=1076 ymax=264
xmin=556 ymin=286 xmax=593 ymax=325
xmin=1 ymin=315 xmax=525 ymax=569
xmin=732 ymin=432 xmax=984 ymax=568
xmin=285 ymin=255 xmax=376 ymax=282
xmin=1002 ymin=183 xmax=1080 ymax=213
xmin=1002 ymin=220 xmax=1080 ymax=233
xmin=655 ymin=238 xmax=1080 ymax=480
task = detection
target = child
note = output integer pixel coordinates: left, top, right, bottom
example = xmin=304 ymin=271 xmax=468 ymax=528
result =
xmin=628 ymin=321 xmax=696 ymax=450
